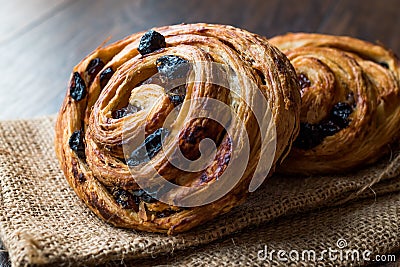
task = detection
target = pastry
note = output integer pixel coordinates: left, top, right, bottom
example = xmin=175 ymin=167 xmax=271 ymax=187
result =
xmin=55 ymin=23 xmax=300 ymax=234
xmin=270 ymin=33 xmax=400 ymax=174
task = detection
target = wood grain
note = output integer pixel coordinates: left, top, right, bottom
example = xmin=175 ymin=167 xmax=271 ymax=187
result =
xmin=0 ymin=0 xmax=398 ymax=120
xmin=0 ymin=0 xmax=75 ymax=44
xmin=0 ymin=0 xmax=399 ymax=266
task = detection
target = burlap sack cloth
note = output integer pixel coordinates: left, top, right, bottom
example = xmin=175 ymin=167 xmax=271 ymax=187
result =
xmin=0 ymin=116 xmax=399 ymax=266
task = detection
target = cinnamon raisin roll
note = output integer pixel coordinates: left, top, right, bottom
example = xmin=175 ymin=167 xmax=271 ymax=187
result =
xmin=270 ymin=33 xmax=400 ymax=175
xmin=55 ymin=23 xmax=300 ymax=234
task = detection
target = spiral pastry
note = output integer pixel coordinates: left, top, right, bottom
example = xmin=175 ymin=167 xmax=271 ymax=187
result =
xmin=270 ymin=33 xmax=400 ymax=174
xmin=55 ymin=23 xmax=300 ymax=234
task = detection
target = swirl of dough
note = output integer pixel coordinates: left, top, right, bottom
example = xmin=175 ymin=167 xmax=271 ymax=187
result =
xmin=55 ymin=23 xmax=300 ymax=234
xmin=270 ymin=33 xmax=400 ymax=175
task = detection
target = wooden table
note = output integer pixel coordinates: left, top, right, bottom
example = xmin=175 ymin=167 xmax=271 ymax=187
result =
xmin=0 ymin=0 xmax=399 ymax=266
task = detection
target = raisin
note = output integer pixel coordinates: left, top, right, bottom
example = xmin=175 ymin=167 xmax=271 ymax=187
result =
xmin=169 ymin=85 xmax=187 ymax=96
xmin=141 ymin=192 xmax=156 ymax=203
xmin=127 ymin=128 xmax=170 ymax=166
xmin=156 ymin=55 xmax=189 ymax=80
xmin=155 ymin=55 xmax=189 ymax=105
xmin=379 ymin=62 xmax=389 ymax=69
xmin=86 ymin=58 xmax=105 ymax=85
xmin=112 ymin=189 xmax=136 ymax=209
xmin=294 ymin=120 xmax=343 ymax=150
xmin=112 ymin=105 xmax=141 ymax=119
xmin=156 ymin=210 xmax=176 ymax=218
xmin=200 ymin=173 xmax=209 ymax=183
xmin=133 ymin=195 xmax=141 ymax=206
xmin=127 ymin=145 xmax=149 ymax=167
xmin=298 ymin=73 xmax=311 ymax=89
xmin=331 ymin=102 xmax=352 ymax=128
xmin=318 ymin=121 xmax=340 ymax=137
xmin=294 ymin=102 xmax=354 ymax=150
xmin=293 ymin=123 xmax=323 ymax=150
xmin=132 ymin=189 xmax=156 ymax=203
xmin=77 ymin=173 xmax=86 ymax=183
xmin=169 ymin=94 xmax=185 ymax=107
xmin=137 ymin=30 xmax=166 ymax=55
xmin=145 ymin=128 xmax=169 ymax=158
xmin=99 ymin=67 xmax=114 ymax=89
xmin=70 ymin=72 xmax=87 ymax=101
xmin=156 ymin=212 xmax=168 ymax=218
xmin=132 ymin=189 xmax=145 ymax=197
xmin=69 ymin=130 xmax=85 ymax=159
xmin=112 ymin=108 xmax=128 ymax=120
xmin=223 ymin=153 xmax=231 ymax=165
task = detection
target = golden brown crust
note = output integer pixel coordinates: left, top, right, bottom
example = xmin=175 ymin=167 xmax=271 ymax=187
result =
xmin=55 ymin=23 xmax=300 ymax=234
xmin=270 ymin=33 xmax=400 ymax=175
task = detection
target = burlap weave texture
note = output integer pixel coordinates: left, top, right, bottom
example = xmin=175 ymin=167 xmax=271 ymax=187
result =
xmin=0 ymin=116 xmax=399 ymax=266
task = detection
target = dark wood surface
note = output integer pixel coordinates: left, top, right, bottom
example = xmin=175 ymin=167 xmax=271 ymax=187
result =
xmin=0 ymin=0 xmax=399 ymax=120
xmin=0 ymin=0 xmax=399 ymax=266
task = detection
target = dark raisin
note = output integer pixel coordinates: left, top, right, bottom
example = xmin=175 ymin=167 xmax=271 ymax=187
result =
xmin=112 ymin=108 xmax=128 ymax=120
xmin=318 ymin=121 xmax=340 ymax=137
xmin=223 ymin=153 xmax=231 ymax=165
xmin=156 ymin=55 xmax=189 ymax=103
xmin=112 ymin=189 xmax=136 ymax=209
xmin=156 ymin=212 xmax=168 ymax=218
xmin=70 ymin=72 xmax=87 ymax=101
xmin=156 ymin=55 xmax=189 ymax=80
xmin=69 ymin=130 xmax=86 ymax=159
xmin=112 ymin=105 xmax=141 ymax=119
xmin=331 ymin=102 xmax=353 ymax=128
xmin=169 ymin=94 xmax=185 ymax=106
xmin=156 ymin=210 xmax=176 ymax=218
xmin=293 ymin=123 xmax=323 ymax=150
xmin=298 ymin=73 xmax=311 ymax=89
xmin=132 ymin=189 xmax=145 ymax=197
xmin=99 ymin=67 xmax=114 ymax=89
xmin=86 ymin=58 xmax=105 ymax=85
xmin=127 ymin=144 xmax=149 ymax=167
xmin=145 ymin=128 xmax=169 ymax=159
xmin=141 ymin=192 xmax=156 ymax=203
xmin=77 ymin=173 xmax=86 ymax=183
xmin=132 ymin=189 xmax=157 ymax=203
xmin=137 ymin=30 xmax=166 ymax=55
xmin=294 ymin=102 xmax=354 ymax=150
xmin=379 ymin=62 xmax=389 ymax=69
xmin=133 ymin=196 xmax=141 ymax=206
xmin=127 ymin=128 xmax=170 ymax=166
xmin=294 ymin=120 xmax=343 ymax=150
xmin=200 ymin=173 xmax=209 ymax=183
xmin=169 ymin=84 xmax=187 ymax=96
